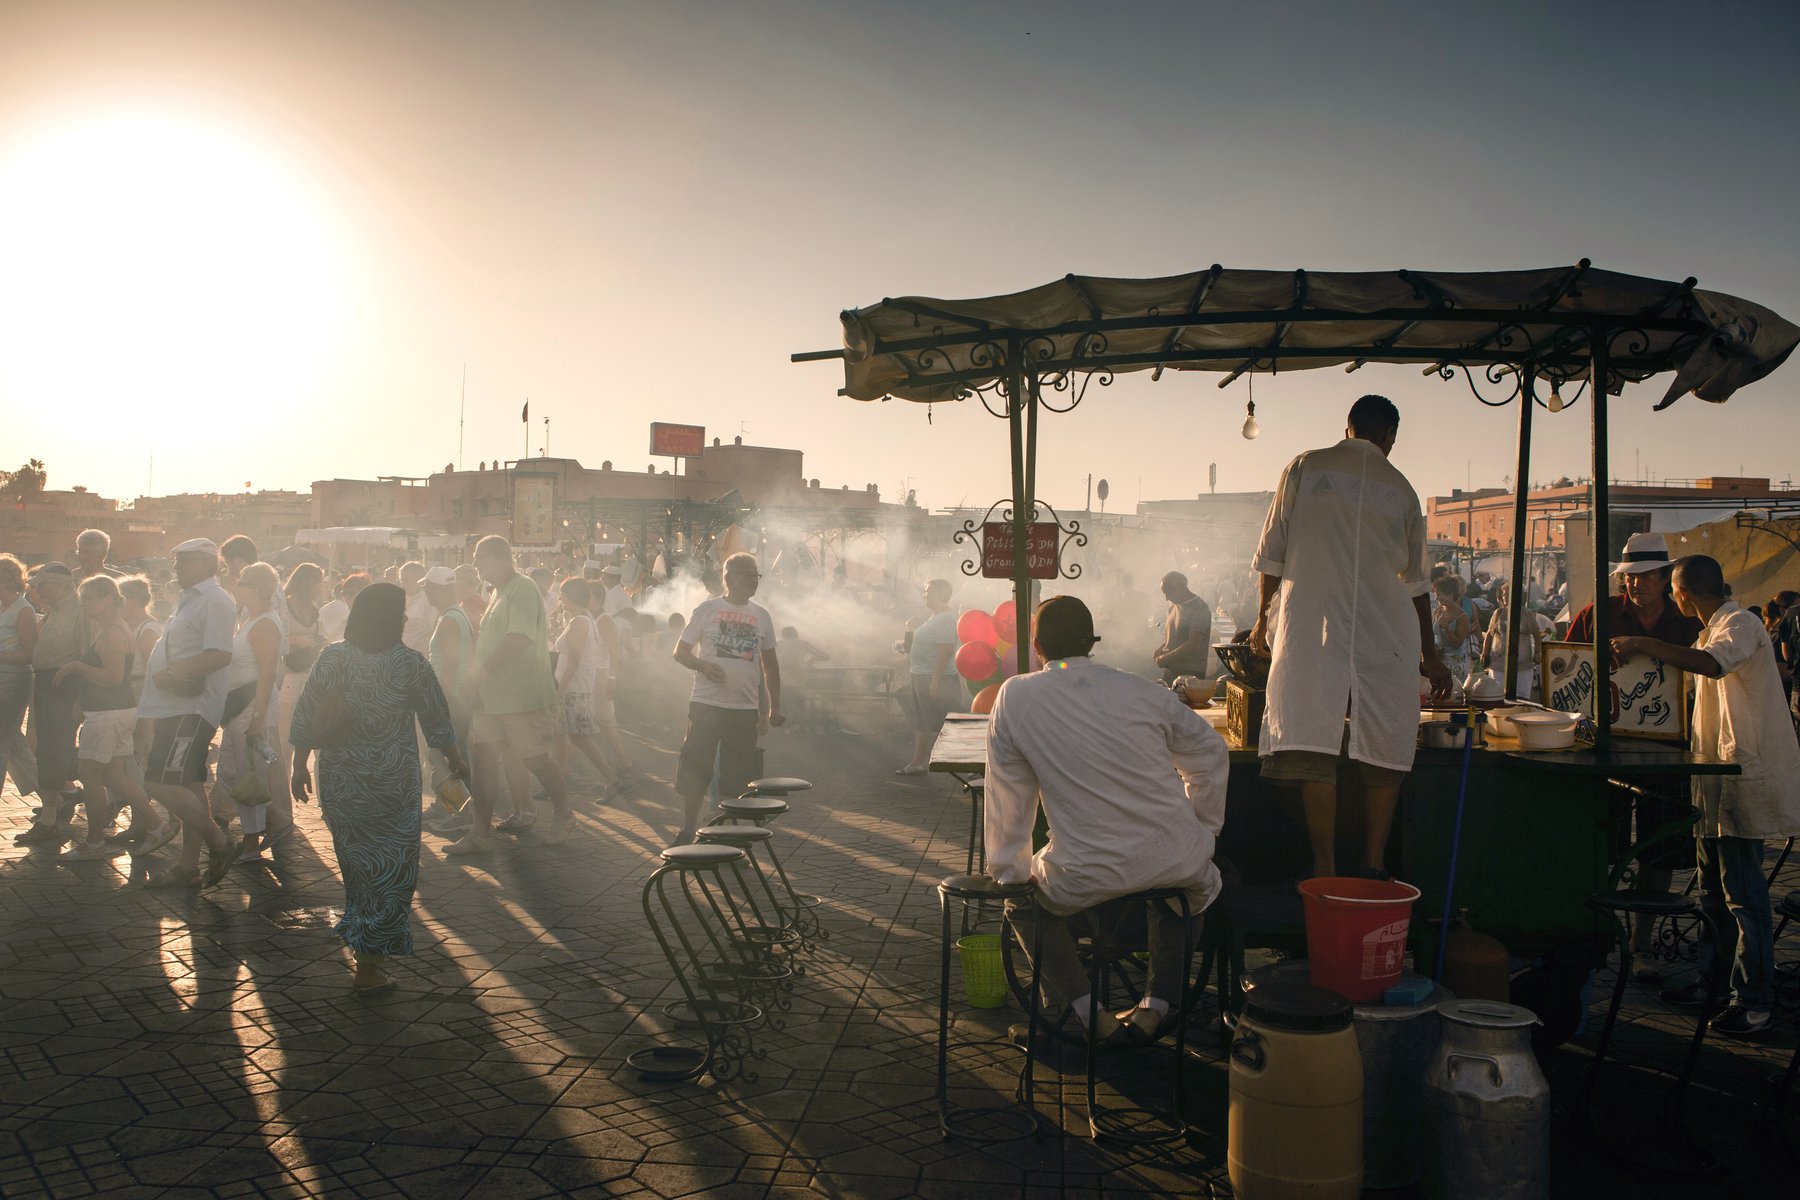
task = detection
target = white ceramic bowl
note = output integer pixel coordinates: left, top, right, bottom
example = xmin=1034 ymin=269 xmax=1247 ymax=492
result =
xmin=1510 ymin=710 xmax=1579 ymax=750
xmin=1487 ymin=706 xmax=1523 ymax=738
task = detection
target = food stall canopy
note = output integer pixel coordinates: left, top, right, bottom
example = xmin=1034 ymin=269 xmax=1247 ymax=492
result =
xmin=834 ymin=264 xmax=1798 ymax=408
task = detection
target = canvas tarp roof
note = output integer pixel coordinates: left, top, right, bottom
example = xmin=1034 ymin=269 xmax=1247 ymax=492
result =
xmin=834 ymin=264 xmax=1799 ymax=408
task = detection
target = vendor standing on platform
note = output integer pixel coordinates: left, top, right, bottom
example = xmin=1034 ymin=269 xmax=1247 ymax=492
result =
xmin=1564 ymin=530 xmax=1703 ymax=982
xmin=1153 ymin=572 xmax=1212 ymax=684
xmin=1248 ymin=395 xmax=1451 ymax=879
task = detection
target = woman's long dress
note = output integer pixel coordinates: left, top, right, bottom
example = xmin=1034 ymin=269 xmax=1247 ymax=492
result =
xmin=290 ymin=642 xmax=457 ymax=957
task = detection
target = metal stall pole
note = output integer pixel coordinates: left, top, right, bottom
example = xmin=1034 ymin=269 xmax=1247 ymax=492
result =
xmin=1005 ymin=339 xmax=1032 ymax=657
xmin=1589 ymin=333 xmax=1612 ymax=751
xmin=1504 ymin=370 xmax=1536 ymax=698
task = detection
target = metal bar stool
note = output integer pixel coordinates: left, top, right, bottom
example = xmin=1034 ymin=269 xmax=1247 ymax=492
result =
xmin=696 ymin=823 xmax=810 ymax=971
xmin=1580 ymin=886 xmax=1725 ymax=1160
xmin=963 ymin=779 xmax=986 ymax=875
xmin=937 ymin=873 xmax=1041 ymax=1142
xmin=1080 ymin=888 xmax=1198 ymax=1144
xmin=718 ymin=785 xmax=826 ymax=943
xmin=629 ymin=844 xmax=766 ymax=1084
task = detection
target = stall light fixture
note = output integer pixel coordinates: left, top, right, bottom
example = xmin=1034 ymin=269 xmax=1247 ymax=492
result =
xmin=1241 ymin=375 xmax=1260 ymax=440
xmin=1547 ymin=388 xmax=1564 ymax=412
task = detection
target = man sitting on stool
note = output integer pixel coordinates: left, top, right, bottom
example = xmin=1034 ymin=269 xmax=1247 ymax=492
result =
xmin=985 ymin=595 xmax=1230 ymax=1043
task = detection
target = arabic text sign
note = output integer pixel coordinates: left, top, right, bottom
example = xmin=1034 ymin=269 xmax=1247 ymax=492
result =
xmin=510 ymin=472 xmax=559 ymax=549
xmin=1539 ymin=640 xmax=1687 ymax=742
xmin=981 ymin=522 xmax=1060 ymax=580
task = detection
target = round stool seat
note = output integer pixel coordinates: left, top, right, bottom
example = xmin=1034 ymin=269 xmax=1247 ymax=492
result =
xmin=939 ymin=873 xmax=1034 ymax=901
xmin=1780 ymin=891 xmax=1800 ymax=920
xmin=1589 ymin=889 xmax=1700 ymax=916
xmin=660 ymin=844 xmax=746 ymax=868
xmin=719 ymin=797 xmax=789 ymax=820
xmin=745 ymin=776 xmax=812 ymax=795
xmin=697 ymin=825 xmax=775 ymax=846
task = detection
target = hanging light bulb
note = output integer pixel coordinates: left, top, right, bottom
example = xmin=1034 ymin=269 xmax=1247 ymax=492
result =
xmin=1241 ymin=375 xmax=1260 ymax=439
xmin=1547 ymin=387 xmax=1564 ymax=413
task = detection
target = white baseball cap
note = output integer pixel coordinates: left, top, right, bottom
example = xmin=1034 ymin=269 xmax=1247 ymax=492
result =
xmin=423 ymin=566 xmax=456 ymax=586
xmin=172 ymin=538 xmax=219 ymax=557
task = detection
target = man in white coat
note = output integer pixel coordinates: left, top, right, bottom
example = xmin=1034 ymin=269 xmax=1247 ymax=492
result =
xmin=986 ymin=596 xmax=1229 ymax=1043
xmin=1248 ymin=395 xmax=1452 ymax=878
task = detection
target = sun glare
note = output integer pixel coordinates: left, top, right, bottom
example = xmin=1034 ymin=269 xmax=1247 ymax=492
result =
xmin=0 ymin=109 xmax=351 ymax=443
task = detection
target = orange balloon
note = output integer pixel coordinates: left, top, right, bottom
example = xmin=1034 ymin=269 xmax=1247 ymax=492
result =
xmin=971 ymin=683 xmax=1001 ymax=714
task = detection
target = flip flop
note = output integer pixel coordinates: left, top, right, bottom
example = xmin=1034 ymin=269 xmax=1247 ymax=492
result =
xmin=352 ymin=972 xmax=395 ymax=994
xmin=137 ymin=822 xmax=179 ymax=857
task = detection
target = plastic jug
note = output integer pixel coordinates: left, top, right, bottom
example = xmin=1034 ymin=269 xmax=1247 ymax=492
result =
xmin=1228 ymin=982 xmax=1363 ymax=1200
xmin=1443 ymin=909 xmax=1510 ymax=1003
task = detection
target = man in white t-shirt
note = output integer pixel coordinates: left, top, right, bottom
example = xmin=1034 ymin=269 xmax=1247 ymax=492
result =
xmin=399 ymin=561 xmax=436 ymax=654
xmin=671 ymin=553 xmax=783 ymax=844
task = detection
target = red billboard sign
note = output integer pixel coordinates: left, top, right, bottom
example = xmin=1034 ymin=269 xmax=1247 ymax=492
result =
xmin=981 ymin=522 xmax=1060 ymax=580
xmin=649 ymin=422 xmax=706 ymax=458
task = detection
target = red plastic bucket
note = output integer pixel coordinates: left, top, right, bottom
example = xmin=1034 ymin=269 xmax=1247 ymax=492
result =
xmin=1298 ymin=877 xmax=1422 ymax=1003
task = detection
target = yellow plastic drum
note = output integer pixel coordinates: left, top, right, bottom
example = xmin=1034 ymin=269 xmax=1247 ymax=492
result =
xmin=1228 ymin=982 xmax=1364 ymax=1200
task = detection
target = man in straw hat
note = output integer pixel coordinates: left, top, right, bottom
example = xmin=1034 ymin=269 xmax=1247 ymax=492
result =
xmin=1567 ymin=530 xmax=1704 ymax=983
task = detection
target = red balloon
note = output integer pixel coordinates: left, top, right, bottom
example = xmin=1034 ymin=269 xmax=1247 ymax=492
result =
xmin=956 ymin=609 xmax=998 ymax=647
xmin=991 ymin=599 xmax=1019 ymax=641
xmin=971 ymin=683 xmax=1001 ymax=714
xmin=954 ymin=640 xmax=1000 ymax=682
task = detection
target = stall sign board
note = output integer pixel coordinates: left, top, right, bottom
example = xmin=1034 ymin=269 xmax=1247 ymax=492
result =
xmin=510 ymin=472 xmax=559 ymax=549
xmin=650 ymin=422 xmax=706 ymax=458
xmin=1539 ymin=640 xmax=1688 ymax=742
xmin=981 ymin=522 xmax=1060 ymax=580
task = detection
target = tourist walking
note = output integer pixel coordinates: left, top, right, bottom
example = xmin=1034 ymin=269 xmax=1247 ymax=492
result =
xmin=447 ymin=536 xmax=575 ymax=855
xmin=136 ymin=538 xmax=240 ymax=887
xmin=17 ymin=562 xmax=88 ymax=844
xmin=552 ymin=579 xmax=621 ymax=796
xmin=672 ymin=553 xmax=783 ymax=843
xmin=0 ymin=554 xmax=39 ymax=807
xmin=113 ymin=575 xmax=165 ymax=841
xmin=57 ymin=576 xmax=166 ymax=859
xmin=897 ymin=578 xmax=957 ymax=775
xmin=217 ymin=563 xmax=286 ymax=861
xmin=289 ymin=583 xmax=466 ymax=992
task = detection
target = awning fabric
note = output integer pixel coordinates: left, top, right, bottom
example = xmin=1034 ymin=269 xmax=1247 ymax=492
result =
xmin=835 ymin=265 xmax=1798 ymax=408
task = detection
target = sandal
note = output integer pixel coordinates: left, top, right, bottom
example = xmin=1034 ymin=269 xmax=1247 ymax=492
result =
xmin=352 ymin=971 xmax=395 ymax=994
xmin=203 ymin=841 xmax=237 ymax=886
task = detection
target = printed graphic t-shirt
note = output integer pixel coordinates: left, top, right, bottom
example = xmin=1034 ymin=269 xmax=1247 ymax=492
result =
xmin=680 ymin=597 xmax=777 ymax=711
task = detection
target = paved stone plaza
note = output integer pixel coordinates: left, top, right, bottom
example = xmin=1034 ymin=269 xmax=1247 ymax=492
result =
xmin=1 ymin=719 xmax=1795 ymax=1198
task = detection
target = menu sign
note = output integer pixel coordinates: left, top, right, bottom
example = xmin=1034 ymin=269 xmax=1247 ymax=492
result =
xmin=981 ymin=522 xmax=1060 ymax=580
xmin=1539 ymin=640 xmax=1688 ymax=742
xmin=510 ymin=472 xmax=559 ymax=549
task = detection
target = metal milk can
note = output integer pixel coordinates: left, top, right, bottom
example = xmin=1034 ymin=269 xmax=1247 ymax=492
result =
xmin=1421 ymin=1000 xmax=1549 ymax=1200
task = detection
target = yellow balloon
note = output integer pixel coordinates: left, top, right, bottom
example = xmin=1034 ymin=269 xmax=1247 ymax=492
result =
xmin=995 ymin=639 xmax=1012 ymax=657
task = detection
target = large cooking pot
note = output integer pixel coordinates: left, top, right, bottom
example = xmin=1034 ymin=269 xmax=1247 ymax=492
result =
xmin=1215 ymin=635 xmax=1272 ymax=688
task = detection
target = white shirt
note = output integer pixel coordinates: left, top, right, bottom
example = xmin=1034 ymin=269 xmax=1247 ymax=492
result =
xmin=138 ymin=576 xmax=238 ymax=726
xmin=985 ymin=656 xmax=1229 ymax=916
xmin=555 ymin=614 xmax=600 ymax=695
xmin=1690 ymin=601 xmax=1800 ymax=840
xmin=403 ymin=589 xmax=436 ymax=655
xmin=1252 ymin=437 xmax=1430 ymax=772
xmin=604 ymin=584 xmax=629 ymax=615
xmin=318 ymin=597 xmax=349 ymax=644
xmin=680 ymin=596 xmax=776 ymax=711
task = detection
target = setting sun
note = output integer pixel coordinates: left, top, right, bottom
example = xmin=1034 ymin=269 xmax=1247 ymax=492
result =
xmin=0 ymin=107 xmax=351 ymax=444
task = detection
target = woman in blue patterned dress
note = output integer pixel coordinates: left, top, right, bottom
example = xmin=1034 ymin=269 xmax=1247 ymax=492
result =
xmin=289 ymin=584 xmax=467 ymax=992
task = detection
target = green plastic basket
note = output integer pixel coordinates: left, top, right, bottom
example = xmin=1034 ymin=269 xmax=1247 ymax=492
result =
xmin=955 ymin=933 xmax=1008 ymax=1008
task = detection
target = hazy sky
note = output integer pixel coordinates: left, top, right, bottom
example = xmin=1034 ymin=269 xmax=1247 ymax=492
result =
xmin=2 ymin=0 xmax=1797 ymax=513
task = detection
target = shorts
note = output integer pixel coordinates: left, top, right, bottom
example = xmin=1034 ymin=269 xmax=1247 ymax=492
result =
xmin=76 ymin=708 xmax=138 ymax=764
xmin=470 ymin=706 xmax=557 ymax=759
xmin=562 ymin=692 xmax=598 ymax=736
xmin=911 ymin=674 xmax=957 ymax=734
xmin=145 ymin=714 xmax=215 ymax=786
xmin=674 ymin=702 xmax=760 ymax=801
xmin=1262 ymin=723 xmax=1409 ymax=789
xmin=591 ymin=690 xmax=616 ymax=727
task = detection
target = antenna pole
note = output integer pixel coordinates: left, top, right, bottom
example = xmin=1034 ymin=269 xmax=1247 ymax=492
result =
xmin=458 ymin=365 xmax=466 ymax=469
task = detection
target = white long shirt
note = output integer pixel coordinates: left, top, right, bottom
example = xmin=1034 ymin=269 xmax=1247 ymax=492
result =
xmin=1690 ymin=601 xmax=1800 ymax=840
xmin=403 ymin=589 xmax=436 ymax=655
xmin=1252 ymin=437 xmax=1430 ymax=772
xmin=985 ymin=656 xmax=1229 ymax=917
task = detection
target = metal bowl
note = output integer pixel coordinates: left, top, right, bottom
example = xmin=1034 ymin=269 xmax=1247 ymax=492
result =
xmin=1213 ymin=640 xmax=1271 ymax=688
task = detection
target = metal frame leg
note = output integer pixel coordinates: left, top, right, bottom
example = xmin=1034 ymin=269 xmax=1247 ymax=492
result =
xmin=936 ymin=882 xmax=1038 ymax=1142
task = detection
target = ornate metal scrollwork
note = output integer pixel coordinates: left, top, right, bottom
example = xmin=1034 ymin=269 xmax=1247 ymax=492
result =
xmin=951 ymin=498 xmax=1086 ymax=580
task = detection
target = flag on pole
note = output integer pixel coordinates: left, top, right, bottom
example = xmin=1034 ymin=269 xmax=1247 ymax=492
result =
xmin=521 ymin=400 xmax=529 ymax=422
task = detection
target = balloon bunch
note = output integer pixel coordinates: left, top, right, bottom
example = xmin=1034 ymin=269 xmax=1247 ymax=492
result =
xmin=952 ymin=598 xmax=1039 ymax=713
